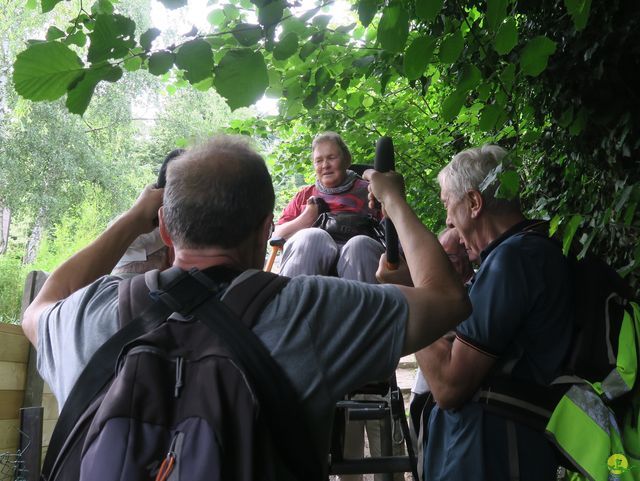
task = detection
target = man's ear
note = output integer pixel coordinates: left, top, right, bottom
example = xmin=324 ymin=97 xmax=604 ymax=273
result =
xmin=468 ymin=190 xmax=484 ymax=219
xmin=261 ymin=213 xmax=274 ymax=242
xmin=158 ymin=207 xmax=174 ymax=248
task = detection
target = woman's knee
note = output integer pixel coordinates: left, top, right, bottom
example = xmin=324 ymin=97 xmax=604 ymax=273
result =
xmin=342 ymin=235 xmax=384 ymax=256
xmin=288 ymin=227 xmax=334 ymax=246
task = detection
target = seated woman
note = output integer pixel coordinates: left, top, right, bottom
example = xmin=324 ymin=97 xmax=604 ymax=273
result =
xmin=272 ymin=131 xmax=384 ymax=283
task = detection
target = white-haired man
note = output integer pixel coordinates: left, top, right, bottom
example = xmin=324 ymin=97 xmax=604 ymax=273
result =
xmin=411 ymin=146 xmax=572 ymax=480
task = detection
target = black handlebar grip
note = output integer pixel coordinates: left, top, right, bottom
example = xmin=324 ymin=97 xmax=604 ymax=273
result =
xmin=374 ymin=137 xmax=399 ymax=269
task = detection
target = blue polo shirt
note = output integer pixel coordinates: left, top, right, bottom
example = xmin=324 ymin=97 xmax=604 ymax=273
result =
xmin=423 ymin=220 xmax=574 ymax=481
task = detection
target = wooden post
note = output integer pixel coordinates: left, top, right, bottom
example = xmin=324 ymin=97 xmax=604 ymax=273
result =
xmin=19 ymin=271 xmax=48 ymax=409
xmin=18 ymin=406 xmax=43 ymax=481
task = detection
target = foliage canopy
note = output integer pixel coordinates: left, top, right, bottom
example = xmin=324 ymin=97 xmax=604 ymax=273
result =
xmin=9 ymin=0 xmax=640 ymax=291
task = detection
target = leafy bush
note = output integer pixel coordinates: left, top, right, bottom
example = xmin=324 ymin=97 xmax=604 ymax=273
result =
xmin=33 ymin=186 xmax=122 ymax=273
xmin=0 ymin=250 xmax=27 ymax=324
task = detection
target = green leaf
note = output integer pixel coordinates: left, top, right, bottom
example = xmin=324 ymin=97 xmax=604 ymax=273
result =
xmin=403 ymin=35 xmax=435 ymax=80
xmin=377 ymin=4 xmax=409 ymax=53
xmin=13 ymin=41 xmax=84 ymax=101
xmin=26 ymin=0 xmax=37 ymax=10
xmin=486 ymin=0 xmax=508 ymax=31
xmin=123 ymin=56 xmax=143 ymax=72
xmin=193 ymin=77 xmax=213 ymax=91
xmin=439 ymin=32 xmax=464 ymax=64
xmin=416 ymin=0 xmax=444 ymax=22
xmin=214 ymin=49 xmax=269 ymax=110
xmin=615 ymin=185 xmax=634 ymax=215
xmin=207 ymin=9 xmax=226 ymax=26
xmin=282 ymin=17 xmax=307 ymax=36
xmin=479 ymin=103 xmax=500 ymax=131
xmin=66 ymin=65 xmax=122 ymax=115
xmin=549 ymin=215 xmax=561 ymax=237
xmin=64 ymin=31 xmax=87 ymax=47
xmin=624 ymin=202 xmax=638 ymax=227
xmin=562 ymin=214 xmax=583 ymax=255
xmin=315 ymin=66 xmax=329 ymax=86
xmin=299 ymin=5 xmax=321 ymax=23
xmin=303 ymin=89 xmax=319 ymax=109
xmin=313 ymin=15 xmax=331 ymax=29
xmin=140 ymin=28 xmax=161 ymax=51
xmin=285 ymin=99 xmax=302 ymax=118
xmin=175 ymin=39 xmax=213 ymax=84
xmin=441 ymin=89 xmax=465 ymax=121
xmin=224 ymin=4 xmax=240 ymax=20
xmin=158 ymin=0 xmax=188 ymax=9
xmin=148 ymin=51 xmax=175 ymax=75
xmin=457 ymin=63 xmax=481 ymax=91
xmin=500 ymin=63 xmax=516 ymax=91
xmin=273 ymin=32 xmax=299 ymax=60
xmin=520 ymin=36 xmax=556 ymax=77
xmin=258 ymin=1 xmax=284 ymax=27
xmin=358 ymin=0 xmax=378 ymax=27
xmin=558 ymin=106 xmax=574 ymax=128
xmin=477 ymin=83 xmax=492 ymax=101
xmin=88 ymin=14 xmax=136 ymax=63
xmin=496 ymin=170 xmax=520 ymax=199
xmin=569 ymin=107 xmax=587 ymax=135
xmin=565 ymin=0 xmax=591 ymax=31
xmin=232 ymin=23 xmax=263 ymax=46
xmin=336 ymin=23 xmax=356 ymax=34
xmin=494 ymin=17 xmax=518 ymax=55
xmin=353 ymin=55 xmax=375 ymax=69
xmin=46 ymin=26 xmax=66 ymax=41
xmin=299 ymin=41 xmax=317 ymax=60
xmin=266 ymin=69 xmax=282 ymax=97
xmin=41 ymin=0 xmax=64 ymax=13
xmin=91 ymin=0 xmax=114 ymax=15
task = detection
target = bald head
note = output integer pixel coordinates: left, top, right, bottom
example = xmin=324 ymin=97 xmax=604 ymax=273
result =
xmin=163 ymin=135 xmax=275 ymax=249
xmin=439 ymin=228 xmax=473 ymax=283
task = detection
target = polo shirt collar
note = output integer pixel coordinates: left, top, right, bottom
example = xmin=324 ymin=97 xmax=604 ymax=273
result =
xmin=479 ymin=219 xmax=542 ymax=262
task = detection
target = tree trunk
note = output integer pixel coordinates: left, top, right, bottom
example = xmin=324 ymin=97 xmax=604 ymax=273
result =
xmin=23 ymin=210 xmax=45 ymax=265
xmin=0 ymin=206 xmax=10 ymax=255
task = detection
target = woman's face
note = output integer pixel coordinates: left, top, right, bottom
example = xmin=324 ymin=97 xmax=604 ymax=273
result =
xmin=313 ymin=140 xmax=350 ymax=188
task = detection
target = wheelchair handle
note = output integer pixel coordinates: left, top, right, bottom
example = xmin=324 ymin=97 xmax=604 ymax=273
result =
xmin=374 ymin=137 xmax=399 ymax=270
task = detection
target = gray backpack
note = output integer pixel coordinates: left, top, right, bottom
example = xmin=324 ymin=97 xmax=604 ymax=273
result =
xmin=41 ymin=267 xmax=322 ymax=481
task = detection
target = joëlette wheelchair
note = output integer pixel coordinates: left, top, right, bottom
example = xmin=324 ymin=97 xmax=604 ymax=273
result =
xmin=265 ymin=156 xmax=419 ymax=480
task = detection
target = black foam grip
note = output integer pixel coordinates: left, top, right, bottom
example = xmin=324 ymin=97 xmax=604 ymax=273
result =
xmin=374 ymin=137 xmax=399 ymax=267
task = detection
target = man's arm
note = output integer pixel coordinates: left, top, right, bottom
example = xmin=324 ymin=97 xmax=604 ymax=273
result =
xmin=22 ymin=185 xmax=164 ymax=346
xmin=416 ymin=337 xmax=495 ymax=409
xmin=363 ymin=170 xmax=472 ymax=355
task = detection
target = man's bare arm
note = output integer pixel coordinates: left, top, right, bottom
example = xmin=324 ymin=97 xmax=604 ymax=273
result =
xmin=363 ymin=170 xmax=471 ymax=355
xmin=416 ymin=337 xmax=495 ymax=409
xmin=22 ymin=185 xmax=164 ymax=346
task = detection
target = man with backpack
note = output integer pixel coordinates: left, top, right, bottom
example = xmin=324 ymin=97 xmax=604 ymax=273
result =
xmin=22 ymin=135 xmax=471 ymax=479
xmin=407 ymin=145 xmax=575 ymax=480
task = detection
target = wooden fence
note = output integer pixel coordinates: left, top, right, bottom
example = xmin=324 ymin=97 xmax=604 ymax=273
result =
xmin=0 ymin=271 xmax=55 ymax=480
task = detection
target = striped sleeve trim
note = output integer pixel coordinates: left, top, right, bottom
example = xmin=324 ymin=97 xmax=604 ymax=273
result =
xmin=455 ymin=331 xmax=500 ymax=359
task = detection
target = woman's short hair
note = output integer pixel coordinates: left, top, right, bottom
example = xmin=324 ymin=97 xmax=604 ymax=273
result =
xmin=311 ymin=131 xmax=352 ymax=164
xmin=437 ymin=145 xmax=520 ymax=213
xmin=163 ymin=135 xmax=274 ymax=249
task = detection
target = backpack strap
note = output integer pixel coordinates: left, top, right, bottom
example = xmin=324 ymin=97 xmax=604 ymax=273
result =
xmin=182 ymin=272 xmax=324 ymax=481
xmin=138 ymin=268 xmax=322 ymax=481
xmin=220 ymin=269 xmax=290 ymax=326
xmin=117 ymin=268 xmax=290 ymax=328
xmin=42 ymin=296 xmax=175 ymax=478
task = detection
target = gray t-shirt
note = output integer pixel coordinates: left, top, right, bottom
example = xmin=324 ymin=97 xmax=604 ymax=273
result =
xmin=37 ymin=272 xmax=408 ymax=456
